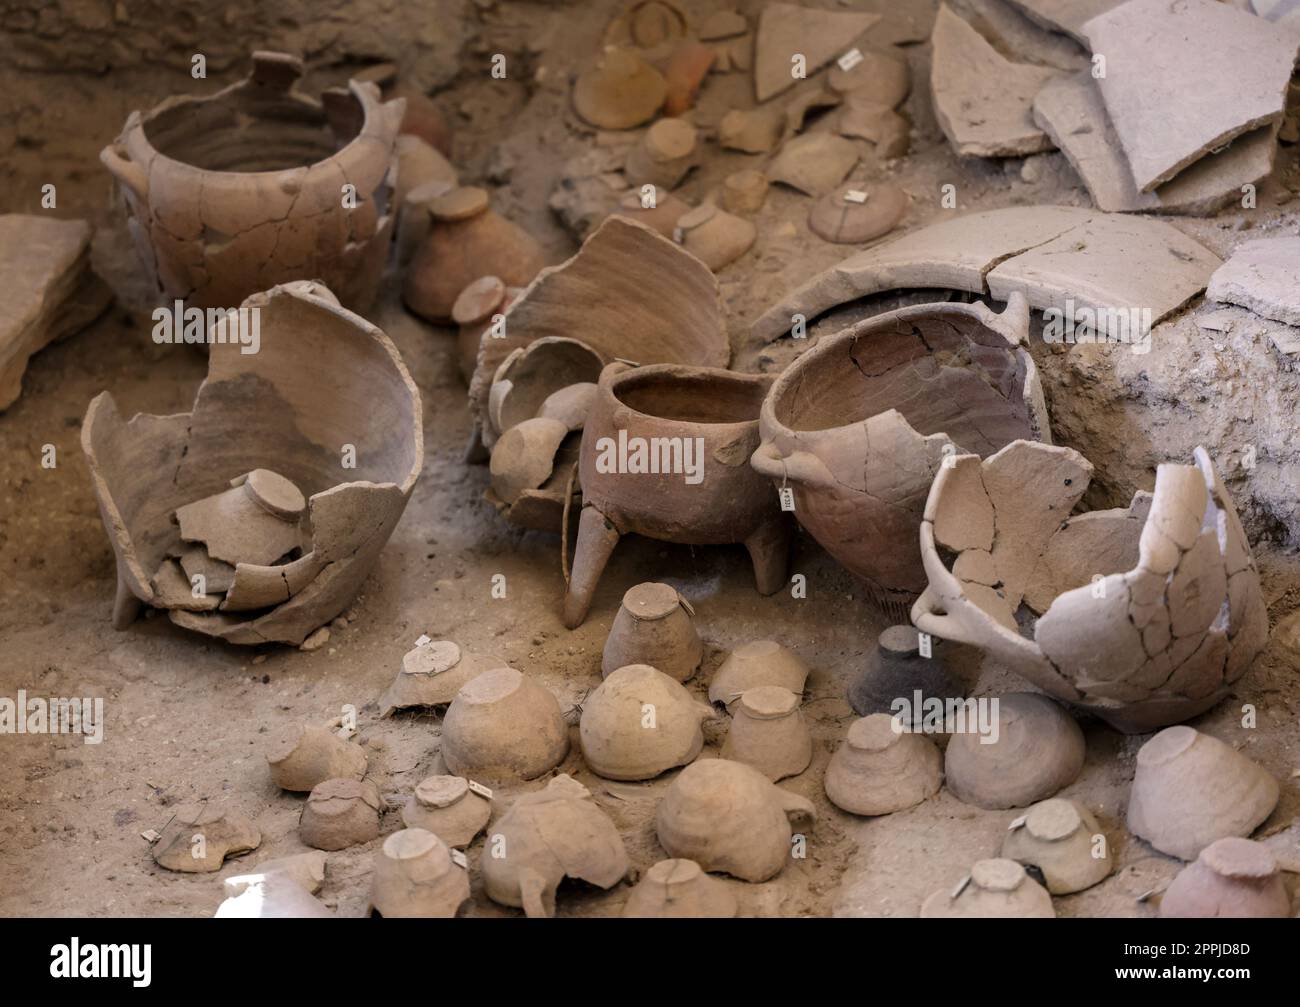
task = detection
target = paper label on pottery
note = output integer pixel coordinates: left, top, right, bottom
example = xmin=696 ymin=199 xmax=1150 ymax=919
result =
xmin=844 ymin=189 xmax=869 ymax=204
xmin=414 ymin=633 xmax=432 ymax=648
xmin=1008 ymin=815 xmax=1027 ymax=831
xmin=450 ymin=849 xmax=468 ymax=869
xmin=918 ymin=632 xmax=932 ymax=659
xmin=467 ymin=780 xmax=494 ymax=800
xmin=837 ymin=48 xmax=864 ymax=72
xmin=778 ymin=487 xmax=796 ymax=512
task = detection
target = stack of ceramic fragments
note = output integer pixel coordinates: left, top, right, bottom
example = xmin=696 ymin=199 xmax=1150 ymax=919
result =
xmin=1202 ymin=236 xmax=1300 ymax=357
xmin=932 ymin=0 xmax=1300 ymax=215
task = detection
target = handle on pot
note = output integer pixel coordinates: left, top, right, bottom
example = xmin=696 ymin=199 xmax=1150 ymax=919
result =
xmin=750 ymin=442 xmax=834 ymax=489
xmin=910 ymin=587 xmax=976 ymax=647
xmin=99 ymin=145 xmax=149 ymax=203
xmin=517 ymin=867 xmax=554 ymax=919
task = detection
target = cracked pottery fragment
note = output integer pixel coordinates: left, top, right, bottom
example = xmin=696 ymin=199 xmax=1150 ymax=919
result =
xmin=1159 ymin=838 xmax=1291 ymax=918
xmin=486 ymin=336 xmax=606 ymax=447
xmin=100 ymin=51 xmax=403 ymax=313
xmin=401 ymin=775 xmax=491 ymax=848
xmin=81 ymin=282 xmax=423 ymax=646
xmin=1003 ymin=0 xmax=1119 ymax=44
xmin=913 ymin=441 xmax=1269 ymax=732
xmin=944 ymin=693 xmax=1085 ymax=810
xmin=1207 ymin=237 xmax=1300 ymax=328
xmin=949 ymin=0 xmax=1090 ymax=71
xmin=1000 ymin=798 xmax=1113 ymax=894
xmin=299 ymin=778 xmax=383 ymax=851
xmin=767 ymin=133 xmax=860 ymax=198
xmin=824 ymin=713 xmax=943 ymax=817
xmin=1127 ymin=726 xmax=1279 ymax=861
xmin=718 ymin=106 xmax=786 ymax=153
xmin=622 ymin=858 xmax=738 ymax=918
xmin=440 ymin=667 xmax=570 ymax=785
xmin=753 ymin=295 xmax=1047 ymax=612
xmin=0 ymin=215 xmax=113 ymax=411
xmin=369 ymin=828 xmax=471 ymax=918
xmin=378 ymin=639 xmax=504 ymax=717
xmin=481 ymin=774 xmax=629 ymax=918
xmin=720 ymin=686 xmax=812 ymax=782
xmin=601 ymin=582 xmax=703 ymax=681
xmin=920 ymin=858 xmax=1055 ymax=918
xmin=752 ymin=3 xmax=882 ymax=102
xmin=709 ymin=640 xmax=810 ymax=711
xmin=224 ymin=850 xmax=327 ymax=897
xmin=565 ymin=362 xmax=790 ymax=627
xmin=266 ymin=722 xmax=368 ymax=792
xmin=673 ymin=203 xmax=756 ymax=272
xmin=624 ymin=118 xmax=698 ymax=190
xmin=655 ymin=759 xmax=816 ymax=882
xmin=579 ymin=663 xmax=714 ymax=781
xmin=153 ymin=803 xmax=261 ymax=873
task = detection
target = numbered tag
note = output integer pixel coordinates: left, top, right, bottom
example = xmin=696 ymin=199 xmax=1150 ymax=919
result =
xmin=1008 ymin=815 xmax=1027 ymax=831
xmin=918 ymin=632 xmax=932 ymax=659
xmin=843 ymin=189 xmax=869 ymax=204
xmin=414 ymin=633 xmax=432 ymax=647
xmin=467 ymin=779 xmax=494 ymax=800
xmin=837 ymin=47 xmax=864 ymax=72
xmin=778 ymin=486 xmax=796 ymax=512
xmin=450 ymin=848 xmax=469 ymax=869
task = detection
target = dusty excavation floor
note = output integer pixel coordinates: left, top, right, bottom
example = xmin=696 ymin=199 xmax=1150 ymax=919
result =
xmin=2 ymin=0 xmax=1299 ymax=917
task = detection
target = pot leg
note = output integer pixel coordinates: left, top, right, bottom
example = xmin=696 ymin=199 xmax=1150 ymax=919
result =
xmin=744 ymin=516 xmax=791 ymax=596
xmin=112 ymin=571 xmax=143 ymax=630
xmin=563 ymin=506 xmax=620 ymax=629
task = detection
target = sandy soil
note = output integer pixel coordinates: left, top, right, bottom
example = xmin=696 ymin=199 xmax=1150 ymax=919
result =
xmin=1 ymin=0 xmax=1297 ymax=917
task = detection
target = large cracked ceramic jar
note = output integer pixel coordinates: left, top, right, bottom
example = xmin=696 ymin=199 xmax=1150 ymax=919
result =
xmin=751 ymin=294 xmax=1048 ymax=616
xmin=100 ymin=50 xmax=403 ymax=314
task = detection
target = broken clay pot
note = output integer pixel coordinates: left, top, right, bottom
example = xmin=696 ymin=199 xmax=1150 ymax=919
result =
xmin=223 ymin=850 xmax=326 ymax=897
xmin=579 ymin=663 xmax=714 ymax=781
xmin=153 ymin=804 xmax=261 ymax=873
xmin=601 ymin=582 xmax=704 ymax=681
xmin=622 ymin=858 xmax=739 ymax=918
xmin=824 ymin=713 xmax=943 ymax=816
xmin=573 ymin=48 xmax=667 ymax=130
xmin=808 ymin=182 xmax=909 ymax=245
xmin=378 ymin=639 xmax=504 ymax=717
xmin=1160 ymin=838 xmax=1291 ymax=918
xmin=82 ymin=282 xmax=423 ymax=646
xmin=847 ymin=625 xmax=964 ymax=722
xmin=266 ymin=723 xmax=368 ymax=792
xmin=709 ymin=640 xmax=810 ymax=711
xmin=674 ymin=203 xmax=756 ymax=272
xmin=912 ymin=442 xmax=1269 ymax=732
xmin=920 ymin=858 xmax=1055 ymax=918
xmin=489 ymin=417 xmax=570 ymax=505
xmin=453 ymin=276 xmax=521 ymax=383
xmin=401 ymin=775 xmax=492 ymax=848
xmin=481 ymin=774 xmax=629 ymax=918
xmin=608 ymin=186 xmax=693 ymax=238
xmin=403 ymin=186 xmax=546 ymax=323
xmin=1127 ymin=726 xmax=1279 ymax=861
xmin=720 ymin=686 xmax=812 ymax=782
xmin=369 ymin=828 xmax=471 ymax=918
xmin=174 ymin=469 xmax=305 ymax=570
xmin=565 ymin=362 xmax=791 ymax=627
xmin=299 ymin=778 xmax=383 ymax=851
xmin=754 ymin=295 xmax=1045 ymax=614
xmin=655 ymin=759 xmax=816 ymax=882
xmin=487 ymin=336 xmax=606 ymax=446
xmin=767 ymin=133 xmax=860 ymax=198
xmin=440 ymin=667 xmax=570 ymax=785
xmin=718 ymin=106 xmax=785 ymax=154
xmin=1001 ymin=798 xmax=1113 ymax=895
xmin=100 ymin=51 xmax=403 ymax=313
xmin=944 ymin=693 xmax=1085 ymax=810
xmin=624 ymin=118 xmax=698 ymax=190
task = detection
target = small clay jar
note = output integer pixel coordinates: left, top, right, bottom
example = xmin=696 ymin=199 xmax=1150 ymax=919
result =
xmin=847 ymin=625 xmax=964 ymax=720
xmin=153 ymin=804 xmax=261 ymax=873
xmin=622 ymin=859 xmax=739 ymax=918
xmin=403 ymin=186 xmax=545 ymax=323
xmin=920 ymin=858 xmax=1056 ymax=918
xmin=1127 ymin=726 xmax=1279 ymax=861
xmin=824 ymin=714 xmax=942 ymax=816
xmin=602 ymin=582 xmax=704 ymax=681
xmin=401 ymin=775 xmax=491 ymax=848
xmin=369 ymin=828 xmax=471 ymax=918
xmin=378 ymin=639 xmax=503 ymax=716
xmin=1160 ymin=838 xmax=1291 ymax=919
xmin=674 ymin=203 xmax=756 ymax=272
xmin=1001 ymin=798 xmax=1112 ymax=894
xmin=440 ymin=667 xmax=570 ymax=784
xmin=625 ymin=118 xmax=697 ymax=190
xmin=579 ymin=664 xmax=714 ymax=781
xmin=299 ymin=778 xmax=383 ymax=851
xmin=720 ymin=686 xmax=812 ymax=781
xmin=944 ymin=693 xmax=1085 ymax=810
xmin=655 ymin=759 xmax=816 ymax=882
xmin=266 ymin=723 xmax=367 ymax=793
xmin=720 ymin=169 xmax=768 ymax=216
xmin=452 ymin=276 xmax=513 ymax=383
xmin=709 ymin=640 xmax=809 ymax=710
xmin=175 ymin=469 xmax=305 ymax=569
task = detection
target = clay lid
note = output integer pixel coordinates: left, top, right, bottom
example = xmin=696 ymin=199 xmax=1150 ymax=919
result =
xmin=675 ymin=203 xmax=717 ymax=231
xmin=309 ymin=777 xmax=377 ymax=813
xmin=970 ymin=858 xmax=1026 ymax=892
xmin=699 ymin=9 xmax=747 ymax=40
xmin=414 ymin=775 xmax=469 ymax=809
xmin=739 ymin=685 xmax=799 ymax=720
xmin=266 ymin=723 xmax=307 ymax=763
xmin=1201 ymin=837 xmax=1277 ymax=880
xmin=403 ymin=640 xmax=462 ymax=677
xmin=621 ymin=582 xmax=682 ymax=621
xmin=809 ymin=183 xmax=909 ymax=244
xmin=879 ymin=624 xmax=921 ymax=657
xmin=242 ymin=469 xmax=306 ymax=519
xmin=1137 ymin=725 xmax=1199 ymax=767
xmin=430 ymin=186 xmax=490 ymax=222
xmin=646 ymin=858 xmax=704 ymax=885
xmin=1024 ymin=798 xmax=1082 ymax=842
xmin=645 ymin=118 xmax=697 ymax=161
xmin=573 ymin=48 xmax=667 ymax=130
xmin=457 ymin=666 xmax=523 ymax=704
xmin=383 ymin=827 xmax=449 ymax=868
xmin=452 ymin=276 xmax=507 ymax=325
xmin=405 ymin=179 xmax=455 ymax=208
xmin=847 ymin=713 xmax=903 ymax=752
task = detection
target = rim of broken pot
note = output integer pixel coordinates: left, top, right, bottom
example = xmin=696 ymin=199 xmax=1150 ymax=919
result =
xmin=126 ymin=80 xmax=394 ymax=181
xmin=605 ymin=363 xmax=770 ymax=434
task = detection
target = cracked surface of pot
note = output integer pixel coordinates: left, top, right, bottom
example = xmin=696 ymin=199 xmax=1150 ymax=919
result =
xmin=708 ymin=640 xmax=810 ymax=711
xmin=401 ymin=775 xmax=491 ymax=848
xmin=920 ymin=858 xmax=1055 ymax=918
xmin=1159 ymin=838 xmax=1291 ymax=919
xmin=80 ymin=281 xmax=423 ymax=646
xmin=1000 ymin=798 xmax=1113 ymax=895
xmin=266 ymin=723 xmax=368 ymax=792
xmin=621 ymin=858 xmax=739 ymax=918
xmin=379 ymin=640 xmax=505 ymax=717
xmin=655 ymin=758 xmax=816 ymax=882
xmin=580 ymin=663 xmax=713 ymax=781
xmin=481 ymin=774 xmax=629 ymax=917
xmin=720 ymin=686 xmax=812 ymax=782
xmin=824 ymin=713 xmax=942 ymax=817
xmin=944 ymin=693 xmax=1085 ymax=810
xmin=1127 ymin=726 xmax=1279 ymax=861
xmin=439 ymin=667 xmax=570 ymax=784
xmin=152 ymin=803 xmax=261 ymax=873
xmin=565 ymin=362 xmax=791 ymax=627
xmin=369 ymin=828 xmax=471 ymax=918
xmin=100 ymin=51 xmax=403 ymax=313
xmin=601 ymin=582 xmax=703 ymax=681
xmin=299 ymin=778 xmax=383 ymax=851
xmin=912 ymin=441 xmax=1269 ymax=732
xmin=754 ymin=295 xmax=1046 ymax=614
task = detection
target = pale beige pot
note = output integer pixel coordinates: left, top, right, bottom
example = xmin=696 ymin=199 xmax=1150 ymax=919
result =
xmin=369 ymin=828 xmax=471 ymax=918
xmin=920 ymin=858 xmax=1055 ymax=918
xmin=824 ymin=714 xmax=942 ymax=816
xmin=401 ymin=775 xmax=492 ymax=848
xmin=720 ymin=686 xmax=812 ymax=781
xmin=439 ymin=668 xmax=570 ymax=785
xmin=601 ymin=582 xmax=704 ymax=681
xmin=621 ymin=859 xmax=739 ymax=918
